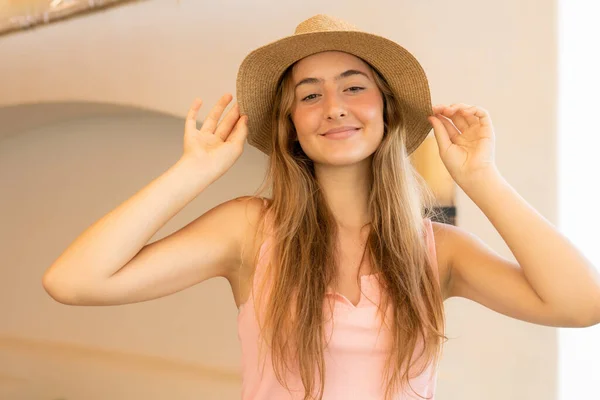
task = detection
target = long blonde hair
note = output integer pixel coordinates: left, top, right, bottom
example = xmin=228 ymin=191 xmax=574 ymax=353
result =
xmin=248 ymin=57 xmax=448 ymax=400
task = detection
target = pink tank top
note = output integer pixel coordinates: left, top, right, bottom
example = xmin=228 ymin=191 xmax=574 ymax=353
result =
xmin=237 ymin=213 xmax=441 ymax=400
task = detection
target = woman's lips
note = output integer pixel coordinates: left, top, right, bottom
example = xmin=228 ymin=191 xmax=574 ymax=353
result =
xmin=321 ymin=128 xmax=360 ymax=140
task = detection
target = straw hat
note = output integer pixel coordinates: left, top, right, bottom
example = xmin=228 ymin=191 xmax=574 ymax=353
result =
xmin=236 ymin=14 xmax=434 ymax=156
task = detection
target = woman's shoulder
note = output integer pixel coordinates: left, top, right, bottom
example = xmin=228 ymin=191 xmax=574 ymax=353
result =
xmin=229 ymin=194 xmax=271 ymax=230
xmin=428 ymin=219 xmax=453 ymax=300
xmin=223 ymin=196 xmax=272 ymax=307
xmin=230 ymin=195 xmax=272 ymax=266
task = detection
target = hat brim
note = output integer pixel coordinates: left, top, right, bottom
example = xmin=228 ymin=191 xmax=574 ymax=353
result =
xmin=236 ymin=30 xmax=433 ymax=156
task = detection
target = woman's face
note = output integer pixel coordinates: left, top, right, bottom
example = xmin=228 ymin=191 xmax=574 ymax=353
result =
xmin=290 ymin=51 xmax=385 ymax=166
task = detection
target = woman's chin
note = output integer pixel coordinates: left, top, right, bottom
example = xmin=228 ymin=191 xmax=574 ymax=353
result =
xmin=301 ymin=140 xmax=378 ymax=166
xmin=312 ymin=151 xmax=373 ymax=167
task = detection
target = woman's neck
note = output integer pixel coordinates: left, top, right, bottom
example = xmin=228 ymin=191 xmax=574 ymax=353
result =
xmin=315 ymin=159 xmax=373 ymax=229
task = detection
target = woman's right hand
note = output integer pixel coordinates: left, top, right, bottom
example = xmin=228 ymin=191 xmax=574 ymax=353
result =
xmin=181 ymin=93 xmax=249 ymax=178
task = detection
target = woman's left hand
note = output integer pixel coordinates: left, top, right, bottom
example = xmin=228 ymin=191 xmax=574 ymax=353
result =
xmin=428 ymin=104 xmax=499 ymax=187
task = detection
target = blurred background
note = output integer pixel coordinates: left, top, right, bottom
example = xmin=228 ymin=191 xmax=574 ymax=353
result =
xmin=0 ymin=0 xmax=598 ymax=399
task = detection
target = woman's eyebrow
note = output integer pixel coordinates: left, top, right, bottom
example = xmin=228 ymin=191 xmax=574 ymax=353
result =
xmin=294 ymin=69 xmax=369 ymax=90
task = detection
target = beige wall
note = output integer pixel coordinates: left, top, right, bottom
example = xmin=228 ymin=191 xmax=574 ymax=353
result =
xmin=0 ymin=1 xmax=558 ymax=399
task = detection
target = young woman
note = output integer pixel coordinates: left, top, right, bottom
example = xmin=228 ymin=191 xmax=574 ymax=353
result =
xmin=42 ymin=14 xmax=600 ymax=400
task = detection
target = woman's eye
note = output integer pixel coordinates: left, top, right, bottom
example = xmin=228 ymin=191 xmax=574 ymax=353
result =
xmin=300 ymin=87 xmax=364 ymax=102
xmin=301 ymin=94 xmax=319 ymax=102
xmin=347 ymin=86 xmax=365 ymax=93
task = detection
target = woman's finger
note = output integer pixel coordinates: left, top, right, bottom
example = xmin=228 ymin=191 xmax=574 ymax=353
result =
xmin=200 ymin=93 xmax=233 ymax=134
xmin=458 ymin=106 xmax=480 ymax=126
xmin=468 ymin=106 xmax=493 ymax=128
xmin=214 ymin=102 xmax=241 ymax=141
xmin=226 ymin=114 xmax=249 ymax=146
xmin=429 ymin=115 xmax=452 ymax=154
xmin=439 ymin=103 xmax=471 ymax=132
xmin=185 ymin=98 xmax=203 ymax=132
xmin=436 ymin=113 xmax=461 ymax=142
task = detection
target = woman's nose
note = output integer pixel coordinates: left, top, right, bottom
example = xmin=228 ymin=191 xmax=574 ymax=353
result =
xmin=324 ymin=93 xmax=347 ymax=120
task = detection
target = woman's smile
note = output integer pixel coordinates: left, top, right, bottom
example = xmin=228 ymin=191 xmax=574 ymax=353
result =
xmin=321 ymin=127 xmax=361 ymax=140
